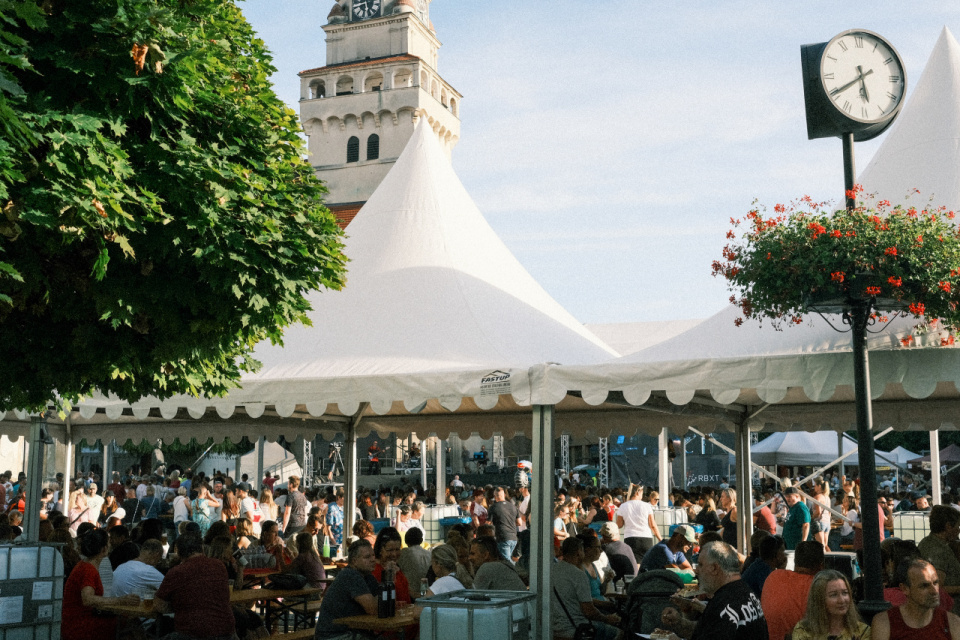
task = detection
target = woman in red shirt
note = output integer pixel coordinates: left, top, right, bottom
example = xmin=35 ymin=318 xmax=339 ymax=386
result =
xmin=61 ymin=529 xmax=139 ymax=640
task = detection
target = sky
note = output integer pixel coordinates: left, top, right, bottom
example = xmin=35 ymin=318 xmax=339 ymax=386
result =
xmin=237 ymin=1 xmax=960 ymax=325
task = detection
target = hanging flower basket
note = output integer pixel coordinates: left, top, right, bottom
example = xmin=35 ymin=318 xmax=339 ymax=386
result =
xmin=712 ymin=187 xmax=960 ymax=345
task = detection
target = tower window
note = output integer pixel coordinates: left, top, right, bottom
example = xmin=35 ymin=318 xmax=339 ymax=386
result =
xmin=367 ymin=134 xmax=380 ymax=160
xmin=346 ymin=136 xmax=360 ymax=163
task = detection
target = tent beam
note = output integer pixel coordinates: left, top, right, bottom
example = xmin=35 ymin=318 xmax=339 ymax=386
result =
xmin=343 ymin=402 xmax=369 ymax=548
xmin=735 ymin=420 xmax=753 ymax=554
xmin=531 ymin=406 xmax=554 ymax=640
xmin=931 ymin=430 xmax=942 ymax=505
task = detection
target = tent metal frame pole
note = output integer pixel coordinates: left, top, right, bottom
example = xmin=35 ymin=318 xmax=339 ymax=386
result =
xmin=63 ymin=416 xmax=74 ymax=506
xmin=343 ymin=403 xmax=368 ymax=547
xmin=931 ymin=430 xmax=942 ymax=505
xmin=23 ymin=416 xmax=48 ymax=542
xmin=838 ymin=432 xmax=845 ymax=482
xmin=735 ymin=420 xmax=753 ymax=554
xmin=658 ymin=428 xmax=670 ymax=501
xmin=531 ymin=405 xmax=554 ymax=640
xmin=420 ymin=433 xmax=428 ymax=494
xmin=257 ymin=436 xmax=265 ymax=490
xmin=434 ymin=437 xmax=445 ymax=507
xmin=598 ymin=437 xmax=609 ymax=488
xmin=560 ymin=435 xmax=569 ymax=477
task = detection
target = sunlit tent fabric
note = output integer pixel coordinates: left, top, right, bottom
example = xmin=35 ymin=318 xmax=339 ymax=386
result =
xmin=0 ymin=121 xmax=617 ymax=443
xmin=885 ymin=446 xmax=921 ymax=465
xmin=533 ymin=27 xmax=960 ymax=434
xmin=860 ymin=27 xmax=960 ymax=211
xmin=747 ymin=431 xmax=891 ymax=467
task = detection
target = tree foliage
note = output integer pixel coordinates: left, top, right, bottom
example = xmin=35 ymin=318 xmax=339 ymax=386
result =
xmin=0 ymin=0 xmax=346 ymax=412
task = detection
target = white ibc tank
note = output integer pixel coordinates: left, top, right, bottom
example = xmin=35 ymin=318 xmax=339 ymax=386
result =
xmin=419 ymin=590 xmax=535 ymax=640
xmin=653 ymin=507 xmax=689 ymax=539
xmin=0 ymin=543 xmax=64 ymax=640
xmin=389 ymin=504 xmax=460 ymax=544
xmin=892 ymin=511 xmax=930 ymax=542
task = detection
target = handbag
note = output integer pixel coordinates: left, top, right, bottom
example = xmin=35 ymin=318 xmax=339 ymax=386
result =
xmin=268 ymin=572 xmax=308 ymax=590
xmin=553 ymin=587 xmax=597 ymax=640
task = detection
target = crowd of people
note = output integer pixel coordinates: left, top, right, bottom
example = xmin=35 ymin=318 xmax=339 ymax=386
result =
xmin=5 ymin=462 xmax=960 ymax=639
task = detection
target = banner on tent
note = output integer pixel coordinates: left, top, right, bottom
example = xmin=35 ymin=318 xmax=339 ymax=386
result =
xmin=479 ymin=370 xmax=512 ymax=396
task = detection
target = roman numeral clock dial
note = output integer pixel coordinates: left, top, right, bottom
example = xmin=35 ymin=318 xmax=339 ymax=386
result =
xmin=352 ymin=0 xmax=381 ymax=20
xmin=802 ymin=29 xmax=907 ymax=142
xmin=821 ymin=32 xmax=904 ymax=122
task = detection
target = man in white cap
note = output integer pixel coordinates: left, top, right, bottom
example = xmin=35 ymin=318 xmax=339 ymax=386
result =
xmin=640 ymin=525 xmax=695 ymax=572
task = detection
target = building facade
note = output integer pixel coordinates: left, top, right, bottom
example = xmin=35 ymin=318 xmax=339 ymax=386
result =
xmin=299 ymin=0 xmax=461 ymax=224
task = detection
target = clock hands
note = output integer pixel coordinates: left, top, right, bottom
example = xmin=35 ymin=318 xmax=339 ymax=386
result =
xmin=829 ymin=68 xmax=874 ymax=98
xmin=857 ymin=65 xmax=870 ymax=102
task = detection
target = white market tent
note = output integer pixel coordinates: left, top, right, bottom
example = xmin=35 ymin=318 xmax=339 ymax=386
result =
xmin=6 ymin=120 xmax=628 ymax=640
xmin=885 ymin=446 xmax=922 ymax=466
xmin=747 ymin=431 xmax=890 ymax=468
xmin=2 ymin=121 xmax=622 ymax=444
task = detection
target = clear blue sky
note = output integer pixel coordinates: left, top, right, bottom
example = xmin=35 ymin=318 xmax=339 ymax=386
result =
xmin=239 ymin=1 xmax=960 ymax=324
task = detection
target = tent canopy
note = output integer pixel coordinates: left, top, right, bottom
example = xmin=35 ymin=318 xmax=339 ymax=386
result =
xmin=746 ymin=431 xmax=890 ymax=467
xmin=909 ymin=443 xmax=960 ymax=464
xmin=1 ymin=122 xmax=618 ymax=443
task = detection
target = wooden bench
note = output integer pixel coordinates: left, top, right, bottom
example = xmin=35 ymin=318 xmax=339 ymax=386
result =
xmin=274 ymin=628 xmax=315 ymax=639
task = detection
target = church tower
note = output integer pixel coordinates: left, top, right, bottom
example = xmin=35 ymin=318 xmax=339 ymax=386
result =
xmin=299 ymin=0 xmax=462 ymax=226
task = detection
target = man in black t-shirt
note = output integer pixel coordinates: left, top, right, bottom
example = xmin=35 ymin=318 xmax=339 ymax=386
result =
xmin=661 ymin=541 xmax=768 ymax=640
xmin=488 ymin=486 xmax=522 ymax=564
xmin=316 ymin=539 xmax=380 ymax=639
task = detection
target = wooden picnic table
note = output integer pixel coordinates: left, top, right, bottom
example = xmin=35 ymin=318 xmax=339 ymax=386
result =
xmin=233 ymin=586 xmax=325 ymax=633
xmin=98 ymin=586 xmax=325 ymax=634
xmin=336 ymin=606 xmax=419 ymax=633
xmin=95 ymin=599 xmax=161 ymax=619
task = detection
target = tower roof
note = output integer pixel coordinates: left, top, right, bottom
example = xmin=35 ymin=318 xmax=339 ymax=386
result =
xmin=299 ymin=54 xmax=421 ymax=77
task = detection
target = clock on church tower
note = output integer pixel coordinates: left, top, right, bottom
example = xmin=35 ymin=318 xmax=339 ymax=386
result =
xmin=299 ymin=0 xmax=460 ymax=226
xmin=352 ymin=0 xmax=380 ymax=21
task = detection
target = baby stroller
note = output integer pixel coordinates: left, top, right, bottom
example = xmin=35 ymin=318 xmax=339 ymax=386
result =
xmin=622 ymin=569 xmax=684 ymax=635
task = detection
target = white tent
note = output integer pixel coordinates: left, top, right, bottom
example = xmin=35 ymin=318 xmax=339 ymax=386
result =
xmin=533 ymin=28 xmax=960 ymax=433
xmin=884 ymin=446 xmax=922 ymax=466
xmin=2 ymin=121 xmax=618 ymax=444
xmin=746 ymin=431 xmax=890 ymax=468
xmin=860 ymin=27 xmax=960 ymax=211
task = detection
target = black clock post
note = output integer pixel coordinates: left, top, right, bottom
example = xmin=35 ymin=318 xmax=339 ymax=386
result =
xmin=801 ymin=29 xmax=907 ymax=622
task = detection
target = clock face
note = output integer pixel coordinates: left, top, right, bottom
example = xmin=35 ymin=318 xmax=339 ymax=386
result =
xmin=820 ymin=31 xmax=905 ymax=124
xmin=417 ymin=0 xmax=428 ymax=22
xmin=352 ymin=0 xmax=380 ymax=20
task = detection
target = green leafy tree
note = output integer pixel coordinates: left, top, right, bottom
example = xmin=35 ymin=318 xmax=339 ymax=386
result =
xmin=0 ymin=0 xmax=346 ymax=412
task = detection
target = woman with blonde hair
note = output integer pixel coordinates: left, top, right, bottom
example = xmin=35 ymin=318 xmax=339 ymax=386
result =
xmin=191 ymin=484 xmax=219 ymax=537
xmin=425 ymin=544 xmax=466 ymax=596
xmin=719 ymin=488 xmax=738 ymax=548
xmin=791 ymin=570 xmax=869 ymax=640
xmin=259 ymin=488 xmax=278 ymax=522
xmin=695 ymin=496 xmax=722 ymax=533
xmin=235 ymin=517 xmax=258 ymax=549
xmin=67 ymin=488 xmax=89 ymax=534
